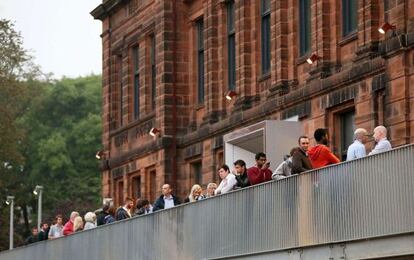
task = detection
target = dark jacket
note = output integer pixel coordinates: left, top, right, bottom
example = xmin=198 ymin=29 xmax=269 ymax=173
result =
xmin=25 ymin=235 xmax=38 ymax=245
xmin=115 ymin=207 xmax=131 ymax=221
xmin=97 ymin=211 xmax=109 ymax=226
xmin=152 ymin=195 xmax=181 ymax=212
xmin=235 ymin=172 xmax=250 ymax=188
xmin=291 ymin=148 xmax=313 ymax=174
xmin=38 ymin=228 xmax=49 ymax=241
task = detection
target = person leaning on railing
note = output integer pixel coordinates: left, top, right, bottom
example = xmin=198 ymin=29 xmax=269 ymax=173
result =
xmin=247 ymin=153 xmax=273 ymax=185
xmin=346 ymin=128 xmax=368 ymax=161
xmin=233 ymin=159 xmax=250 ymax=188
xmin=152 ymin=184 xmax=181 ymax=212
xmin=369 ymin=125 xmax=392 ymax=155
xmin=184 ymin=184 xmax=205 ymax=203
xmin=215 ymin=164 xmax=237 ymax=195
xmin=308 ymin=128 xmax=340 ymax=169
xmin=291 ymin=136 xmax=313 ymax=174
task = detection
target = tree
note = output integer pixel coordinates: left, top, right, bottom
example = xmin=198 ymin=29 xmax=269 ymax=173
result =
xmin=0 ymin=19 xmax=41 ymax=251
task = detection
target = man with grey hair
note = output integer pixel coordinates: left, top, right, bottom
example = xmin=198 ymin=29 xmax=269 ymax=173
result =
xmin=369 ymin=125 xmax=392 ymax=155
xmin=63 ymin=211 xmax=79 ymax=236
xmin=346 ymin=128 xmax=368 ymax=161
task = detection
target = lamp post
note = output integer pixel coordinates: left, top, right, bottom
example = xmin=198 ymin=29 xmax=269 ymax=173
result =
xmin=33 ymin=185 xmax=43 ymax=230
xmin=6 ymin=196 xmax=15 ymax=250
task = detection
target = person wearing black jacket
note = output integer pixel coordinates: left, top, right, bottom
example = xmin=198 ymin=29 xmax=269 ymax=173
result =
xmin=96 ymin=203 xmax=110 ymax=226
xmin=291 ymin=136 xmax=313 ymax=174
xmin=153 ymin=184 xmax=181 ymax=212
xmin=233 ymin=159 xmax=250 ymax=188
xmin=115 ymin=197 xmax=134 ymax=221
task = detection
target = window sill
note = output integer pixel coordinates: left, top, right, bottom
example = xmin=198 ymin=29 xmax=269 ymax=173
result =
xmin=195 ymin=103 xmax=205 ymax=110
xmin=109 ymin=112 xmax=155 ymax=136
xmin=258 ymin=72 xmax=271 ymax=82
xmin=339 ymin=32 xmax=358 ymax=46
xmin=296 ymin=52 xmax=311 ymax=65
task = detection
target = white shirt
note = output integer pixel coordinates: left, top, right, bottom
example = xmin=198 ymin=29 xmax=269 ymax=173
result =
xmin=215 ymin=174 xmax=237 ymax=195
xmin=122 ymin=206 xmax=132 ymax=217
xmin=163 ymin=195 xmax=175 ymax=209
xmin=346 ymin=140 xmax=366 ymax=161
xmin=49 ymin=224 xmax=63 ymax=238
xmin=369 ymin=138 xmax=392 ymax=155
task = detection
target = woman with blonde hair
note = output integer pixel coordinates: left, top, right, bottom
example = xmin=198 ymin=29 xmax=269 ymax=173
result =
xmin=184 ymin=184 xmax=205 ymax=203
xmin=73 ymin=216 xmax=84 ymax=232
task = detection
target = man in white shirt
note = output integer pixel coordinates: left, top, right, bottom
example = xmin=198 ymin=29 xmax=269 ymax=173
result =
xmin=369 ymin=125 xmax=392 ymax=155
xmin=215 ymin=165 xmax=237 ymax=195
xmin=346 ymin=128 xmax=368 ymax=161
xmin=48 ymin=214 xmax=64 ymax=239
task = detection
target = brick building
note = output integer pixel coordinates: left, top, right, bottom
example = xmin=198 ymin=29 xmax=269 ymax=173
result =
xmin=91 ymin=0 xmax=414 ymax=206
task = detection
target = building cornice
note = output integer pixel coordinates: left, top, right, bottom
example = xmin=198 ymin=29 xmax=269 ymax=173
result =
xmin=90 ymin=0 xmax=128 ymax=21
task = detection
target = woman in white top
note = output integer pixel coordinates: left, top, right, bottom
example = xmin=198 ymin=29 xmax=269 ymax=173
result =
xmin=214 ymin=164 xmax=237 ymax=195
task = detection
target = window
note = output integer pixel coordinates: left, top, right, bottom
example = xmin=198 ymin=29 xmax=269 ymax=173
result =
xmin=227 ymin=1 xmax=236 ymax=90
xmin=149 ymin=170 xmax=156 ymax=202
xmin=131 ymin=176 xmax=141 ymax=199
xmin=340 ymin=111 xmax=355 ymax=161
xmin=299 ymin=0 xmax=311 ymax=56
xmin=150 ymin=35 xmax=156 ymax=109
xmin=196 ymin=19 xmax=205 ymax=104
xmin=191 ymin=162 xmax=202 ymax=185
xmin=342 ymin=0 xmax=357 ymax=36
xmin=116 ymin=180 xmax=124 ymax=206
xmin=133 ymin=46 xmax=140 ymax=119
xmin=261 ymin=0 xmax=271 ymax=75
xmin=118 ymin=55 xmax=124 ymax=126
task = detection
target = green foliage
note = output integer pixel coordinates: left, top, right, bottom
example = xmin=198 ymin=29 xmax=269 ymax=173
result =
xmin=20 ymin=75 xmax=103 ymax=222
xmin=0 ymin=19 xmax=102 ymax=251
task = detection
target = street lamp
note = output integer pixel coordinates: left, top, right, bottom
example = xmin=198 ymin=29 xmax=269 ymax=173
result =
xmin=6 ymin=196 xmax=14 ymax=250
xmin=33 ymin=185 xmax=43 ymax=231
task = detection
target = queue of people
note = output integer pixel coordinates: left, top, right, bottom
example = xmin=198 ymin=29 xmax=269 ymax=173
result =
xmin=25 ymin=125 xmax=393 ymax=246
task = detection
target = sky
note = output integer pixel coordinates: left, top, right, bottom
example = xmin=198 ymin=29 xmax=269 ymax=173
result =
xmin=0 ymin=0 xmax=102 ymax=78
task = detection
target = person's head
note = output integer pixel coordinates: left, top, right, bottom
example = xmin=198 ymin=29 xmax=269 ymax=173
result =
xmin=354 ymin=128 xmax=368 ymax=143
xmin=136 ymin=199 xmax=150 ymax=209
xmin=31 ymin=227 xmax=38 ymax=236
xmin=189 ymin=184 xmax=203 ymax=202
xmin=233 ymin=160 xmax=246 ymax=175
xmin=314 ymin=128 xmax=329 ymax=145
xmin=73 ymin=216 xmax=83 ymax=231
xmin=206 ymin=183 xmax=217 ymax=196
xmin=55 ymin=214 xmax=63 ymax=225
xmin=255 ymin=152 xmax=267 ymax=168
xmin=161 ymin=184 xmax=172 ymax=197
xmin=102 ymin=203 xmax=110 ymax=213
xmin=290 ymin=147 xmax=300 ymax=157
xmin=124 ymin=197 xmax=134 ymax=209
xmin=218 ymin=164 xmax=230 ymax=180
xmin=84 ymin=212 xmax=96 ymax=223
xmin=70 ymin=211 xmax=80 ymax=221
xmin=41 ymin=223 xmax=49 ymax=230
xmin=373 ymin=125 xmax=387 ymax=142
xmin=108 ymin=206 xmax=117 ymax=217
xmin=298 ymin=136 xmax=310 ymax=152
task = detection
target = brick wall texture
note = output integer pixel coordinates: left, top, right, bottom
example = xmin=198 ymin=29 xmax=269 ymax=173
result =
xmin=92 ymin=0 xmax=414 ymax=206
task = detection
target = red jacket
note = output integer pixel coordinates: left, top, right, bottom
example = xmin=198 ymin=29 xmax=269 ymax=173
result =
xmin=63 ymin=220 xmax=74 ymax=236
xmin=247 ymin=166 xmax=272 ymax=185
xmin=308 ymin=144 xmax=340 ymax=169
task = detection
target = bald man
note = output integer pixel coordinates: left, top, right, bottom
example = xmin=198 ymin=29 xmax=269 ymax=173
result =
xmin=369 ymin=125 xmax=392 ymax=155
xmin=152 ymin=184 xmax=181 ymax=212
xmin=346 ymin=128 xmax=368 ymax=161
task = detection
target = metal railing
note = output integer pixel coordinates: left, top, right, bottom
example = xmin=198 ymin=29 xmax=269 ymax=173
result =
xmin=1 ymin=144 xmax=414 ymax=260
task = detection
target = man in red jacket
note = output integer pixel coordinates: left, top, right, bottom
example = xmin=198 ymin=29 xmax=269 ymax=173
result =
xmin=308 ymin=128 xmax=340 ymax=169
xmin=63 ymin=211 xmax=79 ymax=236
xmin=247 ymin=152 xmax=273 ymax=185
